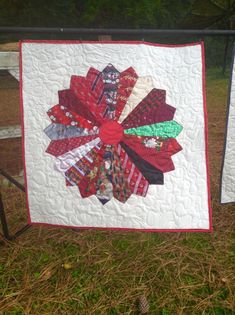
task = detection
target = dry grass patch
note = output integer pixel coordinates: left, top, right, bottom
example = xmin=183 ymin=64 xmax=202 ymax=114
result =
xmin=0 ymin=68 xmax=234 ymax=314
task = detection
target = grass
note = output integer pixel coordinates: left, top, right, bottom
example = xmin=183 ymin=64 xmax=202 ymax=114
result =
xmin=0 ymin=67 xmax=235 ymax=314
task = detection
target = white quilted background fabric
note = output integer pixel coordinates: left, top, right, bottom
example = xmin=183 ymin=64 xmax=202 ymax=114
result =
xmin=20 ymin=41 xmax=211 ymax=231
xmin=221 ymin=50 xmax=235 ymax=204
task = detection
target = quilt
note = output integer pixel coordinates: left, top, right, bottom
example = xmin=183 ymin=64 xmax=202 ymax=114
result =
xmin=220 ymin=45 xmax=235 ymax=204
xmin=20 ymin=40 xmax=212 ymax=231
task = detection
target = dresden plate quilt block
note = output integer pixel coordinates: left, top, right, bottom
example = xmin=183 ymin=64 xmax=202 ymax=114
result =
xmin=221 ymin=46 xmax=235 ymax=204
xmin=20 ymin=41 xmax=212 ymax=231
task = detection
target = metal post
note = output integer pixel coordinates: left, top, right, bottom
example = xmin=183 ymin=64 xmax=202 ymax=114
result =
xmin=0 ymin=169 xmax=30 ymax=242
xmin=0 ymin=169 xmax=25 ymax=192
xmin=0 ymin=192 xmax=11 ymax=240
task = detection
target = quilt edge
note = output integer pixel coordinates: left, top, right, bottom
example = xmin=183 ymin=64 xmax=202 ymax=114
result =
xmin=19 ymin=39 xmax=203 ymax=48
xmin=201 ymin=42 xmax=213 ymax=230
xmin=29 ymin=221 xmax=212 ymax=233
xmin=19 ymin=41 xmax=32 ymax=225
xmin=219 ymin=43 xmax=235 ymax=205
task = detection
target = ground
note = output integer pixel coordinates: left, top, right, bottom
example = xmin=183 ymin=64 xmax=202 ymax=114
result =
xmin=0 ymin=66 xmax=234 ymax=314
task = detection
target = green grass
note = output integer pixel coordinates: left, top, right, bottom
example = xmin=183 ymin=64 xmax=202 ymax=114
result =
xmin=0 ymin=67 xmax=234 ymax=314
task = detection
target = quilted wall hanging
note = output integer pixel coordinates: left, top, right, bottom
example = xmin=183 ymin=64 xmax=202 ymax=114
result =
xmin=220 ymin=45 xmax=235 ymax=204
xmin=20 ymin=40 xmax=212 ymax=232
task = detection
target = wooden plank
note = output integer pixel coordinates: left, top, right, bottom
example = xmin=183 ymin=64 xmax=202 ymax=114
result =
xmin=8 ymin=69 xmax=19 ymax=81
xmin=0 ymin=52 xmax=19 ymax=69
xmin=0 ymin=53 xmax=20 ymax=141
xmin=0 ymin=125 xmax=21 ymax=139
xmin=98 ymin=35 xmax=112 ymax=41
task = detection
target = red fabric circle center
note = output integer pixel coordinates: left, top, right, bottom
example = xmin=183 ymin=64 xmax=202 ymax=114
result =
xmin=99 ymin=121 xmax=124 ymax=145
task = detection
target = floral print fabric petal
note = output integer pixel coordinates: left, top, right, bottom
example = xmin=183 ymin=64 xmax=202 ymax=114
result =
xmin=124 ymin=120 xmax=183 ymax=138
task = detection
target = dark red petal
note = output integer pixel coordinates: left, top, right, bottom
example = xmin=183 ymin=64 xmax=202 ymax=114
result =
xmin=58 ymin=89 xmax=99 ymax=125
xmin=70 ymin=75 xmax=105 ymax=125
xmin=122 ymin=88 xmax=175 ymax=129
xmin=77 ymin=151 xmax=102 ymax=198
xmin=122 ymin=134 xmax=178 ymax=173
xmin=115 ymin=67 xmax=138 ymax=120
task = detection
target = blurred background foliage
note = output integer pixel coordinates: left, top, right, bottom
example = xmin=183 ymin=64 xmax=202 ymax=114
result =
xmin=0 ymin=0 xmax=235 ymax=70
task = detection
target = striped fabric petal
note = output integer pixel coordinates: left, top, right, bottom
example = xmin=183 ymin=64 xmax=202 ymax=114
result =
xmin=117 ymin=144 xmax=150 ymax=196
xmin=46 ymin=135 xmax=98 ymax=157
xmin=119 ymin=143 xmax=163 ymax=186
xmin=54 ymin=138 xmax=101 ymax=173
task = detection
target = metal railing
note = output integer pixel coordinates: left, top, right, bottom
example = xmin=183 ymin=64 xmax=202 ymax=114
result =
xmin=1 ymin=27 xmax=235 ymax=36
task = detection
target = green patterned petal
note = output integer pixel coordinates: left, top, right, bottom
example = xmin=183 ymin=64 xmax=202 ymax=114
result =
xmin=124 ymin=120 xmax=183 ymax=138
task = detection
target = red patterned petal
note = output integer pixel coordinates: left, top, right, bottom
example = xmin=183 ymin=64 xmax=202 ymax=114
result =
xmin=115 ymin=67 xmax=138 ymax=120
xmin=70 ymin=75 xmax=105 ymax=125
xmin=64 ymin=145 xmax=101 ymax=187
xmin=47 ymin=104 xmax=94 ymax=129
xmin=111 ymin=147 xmax=132 ymax=203
xmin=122 ymin=134 xmax=182 ymax=173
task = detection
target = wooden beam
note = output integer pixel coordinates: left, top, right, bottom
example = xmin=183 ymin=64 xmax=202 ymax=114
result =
xmin=0 ymin=52 xmax=20 ymax=140
xmin=0 ymin=125 xmax=21 ymax=140
xmin=0 ymin=52 xmax=19 ymax=80
xmin=98 ymin=35 xmax=112 ymax=41
xmin=0 ymin=52 xmax=19 ymax=70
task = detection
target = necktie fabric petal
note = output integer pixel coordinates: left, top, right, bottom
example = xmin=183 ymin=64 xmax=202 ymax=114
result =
xmin=44 ymin=123 xmax=98 ymax=140
xmin=115 ymin=67 xmax=138 ymax=120
xmin=122 ymin=134 xmax=182 ymax=173
xmin=45 ymin=135 xmax=98 ymax=157
xmin=58 ymin=89 xmax=99 ymax=126
xmin=47 ymin=104 xmax=94 ymax=129
xmin=117 ymin=144 xmax=150 ymax=194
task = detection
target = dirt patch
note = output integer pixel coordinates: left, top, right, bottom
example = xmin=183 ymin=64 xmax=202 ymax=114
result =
xmin=0 ymin=66 xmax=234 ymax=315
xmin=0 ymin=87 xmax=20 ymax=127
xmin=0 ymin=137 xmax=22 ymax=175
